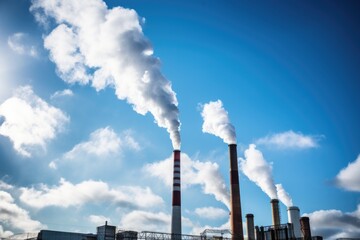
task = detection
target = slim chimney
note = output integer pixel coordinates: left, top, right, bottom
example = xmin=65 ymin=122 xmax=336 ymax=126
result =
xmin=288 ymin=206 xmax=301 ymax=238
xmin=246 ymin=214 xmax=255 ymax=240
xmin=171 ymin=150 xmax=181 ymax=237
xmin=300 ymin=217 xmax=312 ymax=240
xmin=228 ymin=144 xmax=244 ymax=240
xmin=270 ymin=199 xmax=281 ymax=227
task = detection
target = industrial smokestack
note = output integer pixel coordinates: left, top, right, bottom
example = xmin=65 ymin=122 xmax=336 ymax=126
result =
xmin=171 ymin=150 xmax=181 ymax=237
xmin=246 ymin=214 xmax=255 ymax=240
xmin=300 ymin=217 xmax=312 ymax=240
xmin=288 ymin=206 xmax=301 ymax=238
xmin=229 ymin=144 xmax=244 ymax=240
xmin=270 ymin=199 xmax=281 ymax=227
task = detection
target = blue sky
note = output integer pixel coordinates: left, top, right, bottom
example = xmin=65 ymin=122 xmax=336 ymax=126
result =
xmin=0 ymin=0 xmax=360 ymax=239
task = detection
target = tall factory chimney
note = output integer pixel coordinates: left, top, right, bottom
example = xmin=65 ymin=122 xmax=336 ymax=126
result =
xmin=288 ymin=206 xmax=301 ymax=238
xmin=270 ymin=199 xmax=281 ymax=227
xmin=228 ymin=144 xmax=244 ymax=240
xmin=300 ymin=217 xmax=312 ymax=240
xmin=171 ymin=150 xmax=181 ymax=237
xmin=246 ymin=214 xmax=255 ymax=240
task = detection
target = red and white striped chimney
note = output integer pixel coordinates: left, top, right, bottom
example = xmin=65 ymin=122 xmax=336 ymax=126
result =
xmin=229 ymin=144 xmax=244 ymax=240
xmin=171 ymin=150 xmax=181 ymax=237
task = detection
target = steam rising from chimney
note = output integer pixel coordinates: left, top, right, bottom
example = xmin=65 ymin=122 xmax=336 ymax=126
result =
xmin=276 ymin=184 xmax=293 ymax=207
xmin=201 ymin=100 xmax=236 ymax=144
xmin=30 ymin=0 xmax=181 ymax=149
xmin=240 ymin=145 xmax=294 ymax=208
xmin=240 ymin=144 xmax=277 ymax=199
xmin=200 ymin=100 xmax=243 ymax=239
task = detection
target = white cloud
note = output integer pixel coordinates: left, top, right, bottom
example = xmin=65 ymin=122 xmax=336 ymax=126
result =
xmin=189 ymin=220 xmax=230 ymax=236
xmin=0 ymin=180 xmax=13 ymax=190
xmin=120 ymin=210 xmax=170 ymax=232
xmin=335 ymin=154 xmax=360 ymax=192
xmin=7 ymin=32 xmax=38 ymax=57
xmin=144 ymin=152 xmax=230 ymax=209
xmin=0 ymin=190 xmax=44 ymax=233
xmin=0 ymin=225 xmax=13 ymax=238
xmin=89 ymin=215 xmax=111 ymax=226
xmin=50 ymin=89 xmax=74 ymax=99
xmin=256 ymin=130 xmax=320 ymax=149
xmin=0 ymin=86 xmax=69 ymax=157
xmin=194 ymin=207 xmax=228 ymax=220
xmin=30 ymin=0 xmax=181 ymax=149
xmin=239 ymin=144 xmax=277 ymax=199
xmin=304 ymin=205 xmax=360 ymax=239
xmin=63 ymin=127 xmax=139 ymax=160
xmin=200 ymin=100 xmax=236 ymax=145
xmin=48 ymin=161 xmax=57 ymax=170
xmin=64 ymin=127 xmax=120 ymax=159
xmin=121 ymin=130 xmax=141 ymax=151
xmin=19 ymin=178 xmax=163 ymax=210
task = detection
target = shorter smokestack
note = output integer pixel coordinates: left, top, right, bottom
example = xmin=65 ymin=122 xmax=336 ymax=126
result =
xmin=270 ymin=199 xmax=281 ymax=227
xmin=255 ymin=226 xmax=260 ymax=240
xmin=300 ymin=217 xmax=312 ymax=240
xmin=288 ymin=206 xmax=301 ymax=238
xmin=246 ymin=214 xmax=255 ymax=240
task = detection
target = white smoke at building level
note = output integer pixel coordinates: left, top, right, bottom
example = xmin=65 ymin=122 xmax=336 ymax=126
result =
xmin=30 ymin=0 xmax=181 ymax=149
xmin=201 ymin=100 xmax=236 ymax=144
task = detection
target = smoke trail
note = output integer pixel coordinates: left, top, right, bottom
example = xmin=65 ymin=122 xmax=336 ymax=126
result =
xmin=276 ymin=184 xmax=293 ymax=207
xmin=30 ymin=0 xmax=181 ymax=149
xmin=239 ymin=144 xmax=277 ymax=199
xmin=201 ymin=100 xmax=236 ymax=144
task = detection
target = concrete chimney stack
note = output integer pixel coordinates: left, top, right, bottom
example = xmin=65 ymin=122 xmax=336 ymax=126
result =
xmin=171 ymin=150 xmax=181 ymax=237
xmin=300 ymin=217 xmax=312 ymax=240
xmin=270 ymin=199 xmax=281 ymax=227
xmin=246 ymin=214 xmax=255 ymax=240
xmin=288 ymin=206 xmax=301 ymax=238
xmin=228 ymin=144 xmax=244 ymax=240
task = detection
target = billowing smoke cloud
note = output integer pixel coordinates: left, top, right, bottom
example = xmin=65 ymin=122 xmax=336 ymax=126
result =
xmin=275 ymin=184 xmax=293 ymax=207
xmin=240 ymin=144 xmax=277 ymax=199
xmin=30 ymin=0 xmax=181 ymax=149
xmin=240 ymin=145 xmax=294 ymax=207
xmin=201 ymin=100 xmax=236 ymax=144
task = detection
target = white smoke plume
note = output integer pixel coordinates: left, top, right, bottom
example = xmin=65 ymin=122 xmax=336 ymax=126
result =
xmin=30 ymin=0 xmax=181 ymax=149
xmin=201 ymin=100 xmax=236 ymax=144
xmin=240 ymin=144 xmax=277 ymax=199
xmin=276 ymin=184 xmax=293 ymax=207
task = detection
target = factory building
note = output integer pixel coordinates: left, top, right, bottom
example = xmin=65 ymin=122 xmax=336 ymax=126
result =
xmin=37 ymin=230 xmax=97 ymax=240
xmin=249 ymin=201 xmax=323 ymax=240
